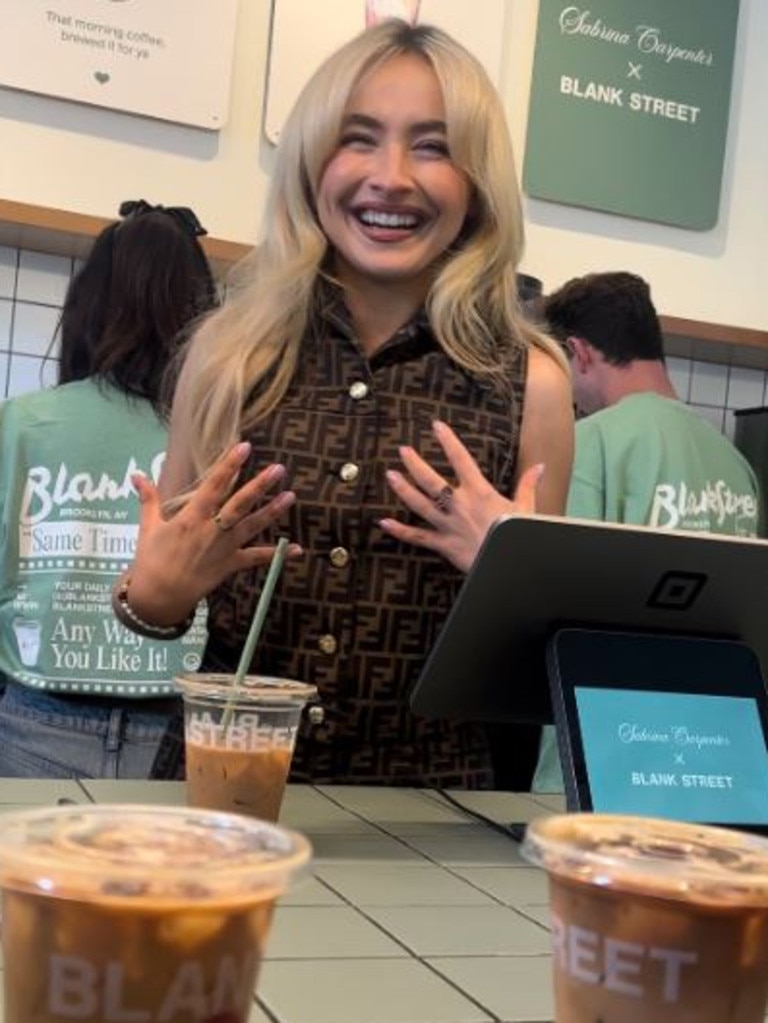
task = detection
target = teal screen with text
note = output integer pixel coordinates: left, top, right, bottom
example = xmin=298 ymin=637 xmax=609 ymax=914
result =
xmin=575 ymin=689 xmax=768 ymax=823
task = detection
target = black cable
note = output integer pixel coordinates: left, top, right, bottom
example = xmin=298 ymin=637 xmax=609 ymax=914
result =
xmin=430 ymin=788 xmax=527 ymax=843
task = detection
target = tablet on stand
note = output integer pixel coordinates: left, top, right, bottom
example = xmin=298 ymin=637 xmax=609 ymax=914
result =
xmin=410 ymin=516 xmax=768 ymax=835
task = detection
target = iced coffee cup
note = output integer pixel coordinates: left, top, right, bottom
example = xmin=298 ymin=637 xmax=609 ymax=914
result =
xmin=0 ymin=802 xmax=310 ymax=1023
xmin=177 ymin=673 xmax=319 ymax=821
xmin=522 ymin=813 xmax=768 ymax=1023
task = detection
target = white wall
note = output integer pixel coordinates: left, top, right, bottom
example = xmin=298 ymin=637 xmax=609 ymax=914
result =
xmin=0 ymin=0 xmax=765 ymax=328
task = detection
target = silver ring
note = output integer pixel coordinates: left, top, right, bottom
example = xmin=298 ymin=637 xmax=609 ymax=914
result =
xmin=433 ymin=484 xmax=454 ymax=514
xmin=212 ymin=511 xmax=235 ymax=533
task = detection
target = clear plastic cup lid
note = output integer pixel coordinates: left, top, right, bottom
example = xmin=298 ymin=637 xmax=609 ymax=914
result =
xmin=0 ymin=803 xmax=311 ymax=904
xmin=176 ymin=673 xmax=318 ymax=706
xmin=522 ymin=813 xmax=768 ymax=906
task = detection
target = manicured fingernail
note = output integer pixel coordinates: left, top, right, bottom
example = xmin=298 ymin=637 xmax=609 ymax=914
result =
xmin=267 ymin=463 xmax=286 ymax=479
xmin=432 ymin=419 xmax=447 ymax=434
xmin=233 ymin=441 xmax=251 ymax=460
xmin=386 ymin=470 xmax=402 ymax=484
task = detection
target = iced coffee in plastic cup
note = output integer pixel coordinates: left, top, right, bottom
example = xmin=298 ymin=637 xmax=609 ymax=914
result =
xmin=522 ymin=813 xmax=768 ymax=1023
xmin=178 ymin=673 xmax=318 ymax=821
xmin=0 ymin=803 xmax=310 ymax=1023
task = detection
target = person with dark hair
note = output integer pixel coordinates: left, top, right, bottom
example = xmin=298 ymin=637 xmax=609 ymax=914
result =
xmin=544 ymin=270 xmax=758 ymax=530
xmin=515 ymin=273 xmax=545 ymax=324
xmin=0 ymin=201 xmax=218 ymax=778
xmin=532 ymin=269 xmax=760 ymax=791
xmin=57 ymin=200 xmax=215 ymax=410
xmin=546 ymin=271 xmax=665 ymax=368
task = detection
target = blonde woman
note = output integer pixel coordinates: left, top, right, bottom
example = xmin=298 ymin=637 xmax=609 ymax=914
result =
xmin=115 ymin=20 xmax=574 ymax=787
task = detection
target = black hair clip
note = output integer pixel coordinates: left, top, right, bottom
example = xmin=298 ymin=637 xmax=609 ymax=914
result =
xmin=118 ymin=199 xmax=208 ymax=238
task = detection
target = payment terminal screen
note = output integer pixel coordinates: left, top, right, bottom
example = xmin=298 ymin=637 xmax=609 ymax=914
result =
xmin=574 ymin=689 xmax=768 ymax=824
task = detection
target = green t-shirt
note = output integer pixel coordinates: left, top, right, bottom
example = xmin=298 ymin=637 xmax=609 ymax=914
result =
xmin=533 ymin=393 xmax=760 ymax=793
xmin=0 ymin=380 xmax=206 ymax=697
xmin=568 ymin=393 xmax=759 ymax=531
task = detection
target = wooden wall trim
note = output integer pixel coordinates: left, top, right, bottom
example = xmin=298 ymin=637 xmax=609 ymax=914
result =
xmin=660 ymin=314 xmax=768 ymax=351
xmin=2 ymin=199 xmax=767 ymax=367
xmin=0 ymin=198 xmax=249 ymax=276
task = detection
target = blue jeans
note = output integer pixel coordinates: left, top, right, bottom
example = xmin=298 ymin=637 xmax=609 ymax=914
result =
xmin=0 ymin=682 xmax=180 ymax=779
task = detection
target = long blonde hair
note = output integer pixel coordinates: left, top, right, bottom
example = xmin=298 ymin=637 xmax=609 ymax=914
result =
xmin=175 ymin=20 xmax=566 ymax=479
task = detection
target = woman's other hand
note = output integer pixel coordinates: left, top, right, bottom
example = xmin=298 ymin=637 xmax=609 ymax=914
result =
xmin=380 ymin=420 xmax=542 ymax=573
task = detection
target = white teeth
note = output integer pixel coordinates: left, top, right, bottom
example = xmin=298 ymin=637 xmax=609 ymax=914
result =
xmin=358 ymin=210 xmax=419 ymax=228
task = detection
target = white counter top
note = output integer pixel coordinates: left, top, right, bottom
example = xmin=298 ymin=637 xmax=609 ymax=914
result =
xmin=0 ymin=779 xmax=564 ymax=1023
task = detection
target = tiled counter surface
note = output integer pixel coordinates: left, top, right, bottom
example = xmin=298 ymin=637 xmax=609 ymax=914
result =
xmin=0 ymin=779 xmax=565 ymax=1023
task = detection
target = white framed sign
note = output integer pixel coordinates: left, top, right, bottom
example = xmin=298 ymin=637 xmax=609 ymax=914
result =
xmin=0 ymin=0 xmax=239 ymax=130
xmin=265 ymin=0 xmax=507 ymax=145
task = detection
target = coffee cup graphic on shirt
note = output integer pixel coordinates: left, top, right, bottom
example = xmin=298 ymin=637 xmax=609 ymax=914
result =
xmin=12 ymin=617 xmax=42 ymax=667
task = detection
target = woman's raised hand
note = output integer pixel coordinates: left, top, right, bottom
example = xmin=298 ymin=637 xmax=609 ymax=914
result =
xmin=380 ymin=420 xmax=542 ymax=573
xmin=124 ymin=442 xmax=299 ymax=625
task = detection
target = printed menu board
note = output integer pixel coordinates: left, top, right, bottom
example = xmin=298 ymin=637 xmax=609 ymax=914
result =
xmin=523 ymin=0 xmax=741 ymax=229
xmin=0 ymin=0 xmax=238 ymax=129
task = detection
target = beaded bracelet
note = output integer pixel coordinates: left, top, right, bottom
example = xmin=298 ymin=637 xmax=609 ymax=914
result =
xmin=112 ymin=574 xmax=194 ymax=641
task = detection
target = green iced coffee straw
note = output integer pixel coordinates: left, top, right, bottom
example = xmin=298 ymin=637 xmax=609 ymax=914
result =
xmin=221 ymin=536 xmax=290 ymax=730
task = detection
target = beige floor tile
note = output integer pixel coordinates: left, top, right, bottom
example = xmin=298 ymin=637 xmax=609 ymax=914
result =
xmin=77 ymin=779 xmax=186 ymax=805
xmin=258 ymin=958 xmax=492 ymax=1023
xmin=0 ymin=778 xmax=88 ymax=805
xmin=429 ymin=955 xmax=555 ymax=1022
xmin=452 ymin=865 xmax=550 ymax=905
xmin=315 ymin=863 xmax=495 ymax=906
xmin=364 ymin=904 xmax=550 ymax=957
xmin=401 ymin=830 xmax=526 ymax=867
xmin=265 ymin=906 xmax=409 ymax=960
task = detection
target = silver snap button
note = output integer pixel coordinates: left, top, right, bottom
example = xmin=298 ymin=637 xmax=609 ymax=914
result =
xmin=318 ymin=634 xmax=338 ymax=655
xmin=307 ymin=704 xmax=325 ymax=725
xmin=330 ymin=546 xmax=350 ymax=568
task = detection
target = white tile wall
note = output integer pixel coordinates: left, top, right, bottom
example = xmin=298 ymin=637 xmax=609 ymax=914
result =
xmin=16 ymin=250 xmax=72 ymax=306
xmin=690 ymin=360 xmax=730 ymax=407
xmin=655 ymin=357 xmax=766 ymax=441
xmin=727 ymin=366 xmax=766 ymax=410
xmin=0 ymin=298 xmax=12 ymax=346
xmin=0 ymin=245 xmax=766 ymax=447
xmin=12 ymin=302 xmax=61 ymax=357
xmin=0 ymin=245 xmax=17 ymax=298
xmin=0 ymin=247 xmax=73 ymax=399
xmin=666 ymin=356 xmax=691 ymax=402
xmin=7 ymin=352 xmax=59 ymax=397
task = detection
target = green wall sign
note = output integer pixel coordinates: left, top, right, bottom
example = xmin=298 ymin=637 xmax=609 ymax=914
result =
xmin=522 ymin=0 xmax=740 ymax=229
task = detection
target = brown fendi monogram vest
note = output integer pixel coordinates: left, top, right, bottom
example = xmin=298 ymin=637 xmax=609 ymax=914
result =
xmin=204 ymin=303 xmax=527 ymax=787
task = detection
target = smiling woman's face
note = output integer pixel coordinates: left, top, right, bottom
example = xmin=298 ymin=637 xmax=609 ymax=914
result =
xmin=317 ymin=52 xmax=471 ymax=297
